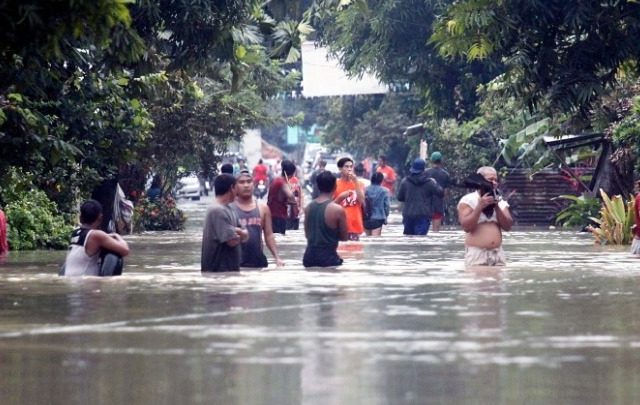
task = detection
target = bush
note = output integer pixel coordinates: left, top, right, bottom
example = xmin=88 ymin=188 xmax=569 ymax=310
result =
xmin=2 ymin=168 xmax=73 ymax=250
xmin=132 ymin=196 xmax=186 ymax=232
xmin=554 ymin=193 xmax=601 ymax=228
xmin=587 ymin=189 xmax=636 ymax=245
xmin=5 ymin=189 xmax=73 ymax=250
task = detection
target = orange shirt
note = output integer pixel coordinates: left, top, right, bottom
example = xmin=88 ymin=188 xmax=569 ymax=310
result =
xmin=377 ymin=165 xmax=397 ymax=193
xmin=333 ymin=178 xmax=364 ymax=235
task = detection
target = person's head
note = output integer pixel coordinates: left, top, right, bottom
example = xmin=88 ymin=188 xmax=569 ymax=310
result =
xmin=220 ymin=163 xmax=234 ymax=174
xmin=410 ymin=158 xmax=426 ymax=174
xmin=281 ymin=159 xmax=296 ymax=177
xmin=235 ymin=170 xmax=253 ymax=198
xmin=80 ymin=199 xmax=103 ymax=226
xmin=318 ymin=160 xmax=327 ymax=169
xmin=371 ymin=172 xmax=384 ymax=185
xmin=477 ymin=166 xmax=498 ymax=187
xmin=378 ymin=155 xmax=387 ymax=166
xmin=337 ymin=157 xmax=354 ymax=177
xmin=316 ymin=170 xmax=337 ymax=194
xmin=214 ymin=173 xmax=237 ymax=197
xmin=258 ymin=158 xmax=263 ymax=165
xmin=354 ymin=162 xmax=365 ymax=177
xmin=635 ymin=179 xmax=640 ymax=193
xmin=430 ymin=151 xmax=443 ymax=165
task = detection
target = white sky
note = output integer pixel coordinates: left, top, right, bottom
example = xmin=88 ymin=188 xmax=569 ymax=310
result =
xmin=301 ymin=41 xmax=388 ymax=97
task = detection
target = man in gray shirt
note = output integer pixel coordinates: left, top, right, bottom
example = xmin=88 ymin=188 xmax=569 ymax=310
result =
xmin=201 ymin=174 xmax=249 ymax=272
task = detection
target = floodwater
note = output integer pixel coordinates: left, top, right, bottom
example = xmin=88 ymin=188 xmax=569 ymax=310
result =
xmin=1 ymin=196 xmax=640 ymax=404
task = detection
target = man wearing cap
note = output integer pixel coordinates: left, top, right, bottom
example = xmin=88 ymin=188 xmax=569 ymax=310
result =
xmin=201 ymin=174 xmax=249 ymax=272
xmin=397 ymin=158 xmax=444 ymax=235
xmin=230 ymin=170 xmax=284 ymax=268
xmin=424 ymin=151 xmax=451 ymax=232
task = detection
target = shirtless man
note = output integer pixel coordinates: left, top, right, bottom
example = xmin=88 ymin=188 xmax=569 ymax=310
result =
xmin=457 ymin=166 xmax=513 ymax=266
xmin=230 ymin=170 xmax=284 ymax=268
xmin=303 ymin=171 xmax=348 ymax=267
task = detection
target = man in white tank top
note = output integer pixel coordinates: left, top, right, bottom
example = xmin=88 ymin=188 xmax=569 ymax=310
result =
xmin=63 ymin=200 xmax=130 ymax=276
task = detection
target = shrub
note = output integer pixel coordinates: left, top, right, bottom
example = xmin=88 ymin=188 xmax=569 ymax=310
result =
xmin=132 ymin=196 xmax=186 ymax=232
xmin=587 ymin=189 xmax=636 ymax=245
xmin=5 ymin=189 xmax=73 ymax=250
xmin=554 ymin=193 xmax=601 ymax=228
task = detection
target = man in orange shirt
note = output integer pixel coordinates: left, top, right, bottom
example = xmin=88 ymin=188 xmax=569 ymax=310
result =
xmin=376 ymin=155 xmax=397 ymax=194
xmin=333 ymin=157 xmax=364 ymax=241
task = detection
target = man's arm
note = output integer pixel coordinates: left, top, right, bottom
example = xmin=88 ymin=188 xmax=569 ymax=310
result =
xmin=260 ymin=204 xmax=284 ymax=267
xmin=334 ymin=205 xmax=348 ymax=241
xmin=90 ymin=231 xmax=130 ymax=256
xmin=494 ymin=201 xmax=514 ymax=231
xmin=397 ymin=180 xmax=406 ymax=202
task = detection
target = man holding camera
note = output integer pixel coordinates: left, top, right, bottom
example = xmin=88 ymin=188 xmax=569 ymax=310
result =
xmin=457 ymin=166 xmax=513 ymax=266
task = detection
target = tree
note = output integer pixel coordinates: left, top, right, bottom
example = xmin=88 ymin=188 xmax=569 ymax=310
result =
xmin=307 ymin=0 xmax=502 ymax=120
xmin=431 ymin=0 xmax=640 ymax=114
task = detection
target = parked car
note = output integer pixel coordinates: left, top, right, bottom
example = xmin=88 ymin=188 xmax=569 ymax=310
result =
xmin=176 ymin=174 xmax=205 ymax=200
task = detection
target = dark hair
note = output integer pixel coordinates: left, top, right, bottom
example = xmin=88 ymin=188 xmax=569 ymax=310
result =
xmin=258 ymin=159 xmax=263 ymax=164
xmin=214 ymin=174 xmax=236 ymax=196
xmin=337 ymin=157 xmax=353 ymax=168
xmin=80 ymin=199 xmax=103 ymax=224
xmin=281 ymin=160 xmax=296 ymax=177
xmin=316 ymin=171 xmax=337 ymax=193
xmin=220 ymin=163 xmax=234 ymax=174
xmin=318 ymin=160 xmax=327 ymax=168
xmin=379 ymin=155 xmax=387 ymax=161
xmin=354 ymin=163 xmax=365 ymax=176
xmin=371 ymin=172 xmax=384 ymax=185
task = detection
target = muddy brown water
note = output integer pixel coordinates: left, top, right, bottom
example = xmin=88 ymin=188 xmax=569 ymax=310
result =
xmin=1 ymin=196 xmax=639 ymax=404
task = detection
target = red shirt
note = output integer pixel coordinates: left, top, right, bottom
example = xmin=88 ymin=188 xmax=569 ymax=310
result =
xmin=634 ymin=193 xmax=640 ymax=238
xmin=333 ymin=178 xmax=364 ymax=235
xmin=253 ymin=164 xmax=268 ymax=182
xmin=267 ymin=177 xmax=289 ymax=219
xmin=377 ymin=165 xmax=397 ymax=193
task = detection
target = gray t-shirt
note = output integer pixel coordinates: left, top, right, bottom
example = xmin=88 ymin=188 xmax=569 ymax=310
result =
xmin=201 ymin=202 xmax=242 ymax=272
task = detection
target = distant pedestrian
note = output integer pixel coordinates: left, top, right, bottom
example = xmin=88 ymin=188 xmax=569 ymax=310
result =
xmin=333 ymin=157 xmax=365 ymax=241
xmin=397 ymin=158 xmax=443 ymax=236
xmin=376 ymin=154 xmax=397 ymax=194
xmin=230 ymin=170 xmax=284 ymax=268
xmin=364 ymin=172 xmax=390 ymax=236
xmin=0 ymin=207 xmax=8 ymax=255
xmin=631 ymin=180 xmax=640 ymax=256
xmin=303 ymin=171 xmax=348 ymax=267
xmin=267 ymin=159 xmax=296 ymax=235
xmin=201 ymin=174 xmax=249 ymax=272
xmin=286 ymin=173 xmax=303 ymax=230
xmin=355 ymin=163 xmax=371 ymax=188
xmin=424 ymin=151 xmax=451 ymax=232
xmin=309 ymin=160 xmax=327 ymax=199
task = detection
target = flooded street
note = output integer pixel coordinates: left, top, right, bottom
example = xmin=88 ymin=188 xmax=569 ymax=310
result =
xmin=2 ymin=196 xmax=640 ymax=404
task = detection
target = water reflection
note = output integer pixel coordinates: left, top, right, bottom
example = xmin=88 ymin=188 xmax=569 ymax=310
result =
xmin=2 ymin=196 xmax=640 ymax=403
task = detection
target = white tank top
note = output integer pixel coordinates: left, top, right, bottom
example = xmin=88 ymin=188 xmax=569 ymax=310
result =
xmin=64 ymin=228 xmax=100 ymax=276
xmin=458 ymin=191 xmax=509 ymax=224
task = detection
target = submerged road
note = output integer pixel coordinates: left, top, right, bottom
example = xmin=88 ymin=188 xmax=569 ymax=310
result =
xmin=1 ymin=196 xmax=640 ymax=404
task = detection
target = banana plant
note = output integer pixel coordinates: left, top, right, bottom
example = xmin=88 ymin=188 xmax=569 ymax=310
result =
xmin=588 ymin=189 xmax=636 ymax=245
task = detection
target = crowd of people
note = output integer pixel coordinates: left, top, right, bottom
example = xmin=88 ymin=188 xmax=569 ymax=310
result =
xmin=57 ymin=155 xmax=640 ymax=276
xmin=198 ymin=154 xmax=514 ymax=272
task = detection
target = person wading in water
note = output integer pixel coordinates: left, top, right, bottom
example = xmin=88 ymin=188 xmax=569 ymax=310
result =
xmin=303 ymin=171 xmax=348 ymax=267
